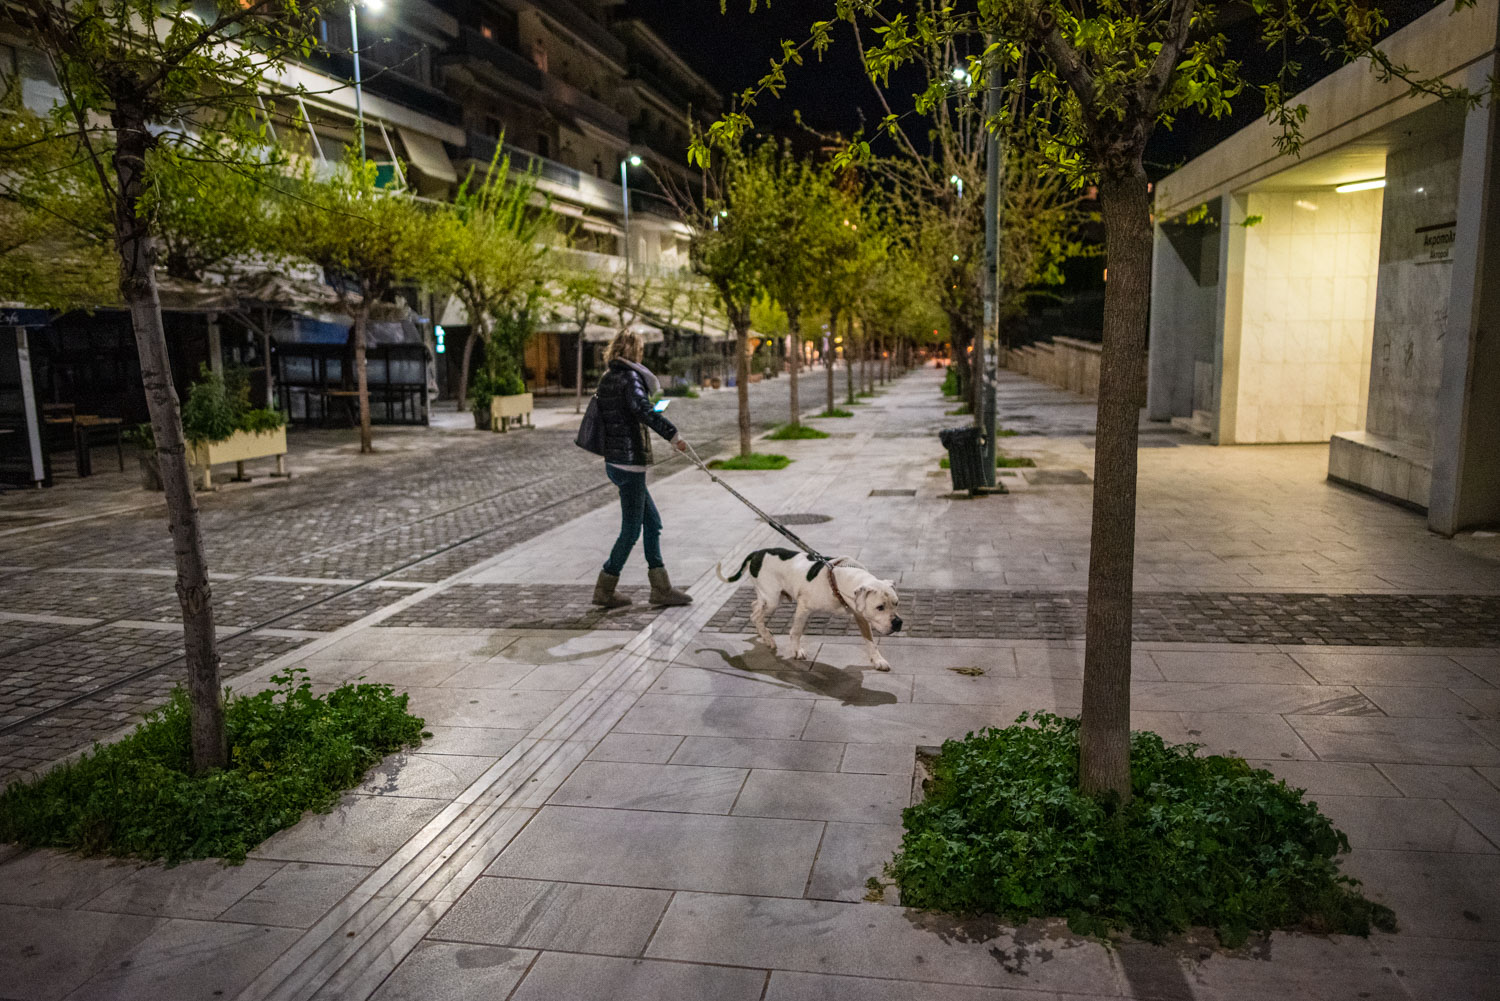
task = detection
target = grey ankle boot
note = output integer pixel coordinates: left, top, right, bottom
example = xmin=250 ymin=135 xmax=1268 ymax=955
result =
xmin=592 ymin=571 xmax=630 ymax=609
xmin=648 ymin=567 xmax=692 ymax=606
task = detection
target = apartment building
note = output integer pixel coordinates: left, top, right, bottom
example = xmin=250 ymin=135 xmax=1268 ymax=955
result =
xmin=0 ymin=1 xmax=723 ymax=482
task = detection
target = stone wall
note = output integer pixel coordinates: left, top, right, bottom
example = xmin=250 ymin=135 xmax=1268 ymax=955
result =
xmin=1004 ymin=337 xmax=1146 ymax=402
xmin=1366 ymin=132 xmax=1464 ymax=448
xmin=1228 ymin=187 xmax=1384 ymax=443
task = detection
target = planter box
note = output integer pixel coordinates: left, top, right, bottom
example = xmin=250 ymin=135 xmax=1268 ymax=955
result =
xmin=189 ymin=427 xmax=287 ymax=490
xmin=489 ymin=392 xmax=533 ymax=432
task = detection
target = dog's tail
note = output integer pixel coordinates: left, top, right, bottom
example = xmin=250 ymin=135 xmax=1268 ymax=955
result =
xmin=715 ymin=552 xmax=756 ymax=583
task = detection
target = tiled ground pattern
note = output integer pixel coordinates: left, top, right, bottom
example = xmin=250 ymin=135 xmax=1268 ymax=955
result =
xmin=382 ymin=583 xmax=668 ymax=632
xmin=708 ymin=587 xmax=1500 ymax=646
xmin=0 ymin=379 xmax=827 ymax=781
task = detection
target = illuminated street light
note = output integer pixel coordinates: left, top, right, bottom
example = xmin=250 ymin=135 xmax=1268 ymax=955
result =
xmin=620 ymin=153 xmax=645 ymax=287
xmin=1335 ymin=178 xmax=1385 ymax=193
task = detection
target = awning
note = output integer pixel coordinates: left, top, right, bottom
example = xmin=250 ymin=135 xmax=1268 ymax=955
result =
xmin=234 ymin=274 xmax=354 ymax=313
xmin=579 ymin=323 xmax=626 ymax=342
xmin=399 ymin=128 xmax=457 ymax=184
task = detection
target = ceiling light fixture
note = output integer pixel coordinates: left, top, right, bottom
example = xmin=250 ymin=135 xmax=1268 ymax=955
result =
xmin=1335 ymin=178 xmax=1385 ymax=193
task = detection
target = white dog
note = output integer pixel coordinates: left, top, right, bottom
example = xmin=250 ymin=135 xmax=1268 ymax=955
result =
xmin=717 ymin=548 xmax=902 ymax=670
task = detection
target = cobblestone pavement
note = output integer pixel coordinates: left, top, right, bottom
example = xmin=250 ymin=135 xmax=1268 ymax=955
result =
xmin=708 ymin=587 xmax=1500 ymax=646
xmin=0 ymin=375 xmax=831 ymax=782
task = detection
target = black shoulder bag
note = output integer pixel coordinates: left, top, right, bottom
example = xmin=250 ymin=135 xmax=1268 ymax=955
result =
xmin=575 ymin=394 xmax=606 ymax=456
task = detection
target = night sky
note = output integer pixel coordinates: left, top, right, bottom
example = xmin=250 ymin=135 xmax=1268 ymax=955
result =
xmin=626 ymin=0 xmax=1442 ymax=178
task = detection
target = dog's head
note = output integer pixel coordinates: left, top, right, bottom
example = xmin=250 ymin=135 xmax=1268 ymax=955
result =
xmin=853 ymin=579 xmax=902 ymax=635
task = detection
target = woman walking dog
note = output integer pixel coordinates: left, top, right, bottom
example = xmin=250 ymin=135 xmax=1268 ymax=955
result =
xmin=588 ymin=330 xmax=693 ymax=609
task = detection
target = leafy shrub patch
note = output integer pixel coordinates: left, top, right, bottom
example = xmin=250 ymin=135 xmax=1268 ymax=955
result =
xmin=663 ymin=385 xmax=699 ymax=398
xmin=811 ymin=408 xmax=854 ymax=418
xmin=889 ymin=713 xmax=1394 ymax=946
xmin=0 ymin=669 xmax=427 ymax=863
xmin=941 ymin=367 xmax=959 ymax=397
xmin=940 ymin=454 xmax=1036 ymax=469
xmin=708 ymin=453 xmax=792 ymax=470
xmin=765 ymin=423 xmax=830 ymax=441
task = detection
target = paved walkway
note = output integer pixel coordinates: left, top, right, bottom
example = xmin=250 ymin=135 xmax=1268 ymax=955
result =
xmin=0 ymin=375 xmax=831 ymax=781
xmin=2 ymin=367 xmax=1498 ymax=1000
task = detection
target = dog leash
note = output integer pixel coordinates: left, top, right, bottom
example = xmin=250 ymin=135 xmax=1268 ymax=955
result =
xmin=678 ymin=442 xmax=867 ymax=632
xmin=679 ymin=442 xmax=830 ymax=562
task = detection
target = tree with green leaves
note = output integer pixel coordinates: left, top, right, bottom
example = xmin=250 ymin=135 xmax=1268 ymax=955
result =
xmin=280 ymin=155 xmax=451 ymax=453
xmin=753 ymin=147 xmax=858 ymax=428
xmin=7 ymin=0 xmax=321 ymax=773
xmin=702 ymin=0 xmax=1473 ymax=799
xmin=145 ymin=136 xmax=289 ymax=284
xmin=436 ymin=149 xmax=552 ymax=412
xmin=682 ymin=140 xmax=771 ymax=458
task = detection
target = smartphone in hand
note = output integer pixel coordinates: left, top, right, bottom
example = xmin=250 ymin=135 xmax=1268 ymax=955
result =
xmin=653 ymin=399 xmax=671 ymax=412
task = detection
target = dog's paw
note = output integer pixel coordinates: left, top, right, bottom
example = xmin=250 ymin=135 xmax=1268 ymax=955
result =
xmin=793 ymin=647 xmax=811 ymax=661
xmin=870 ymin=656 xmax=892 ymax=672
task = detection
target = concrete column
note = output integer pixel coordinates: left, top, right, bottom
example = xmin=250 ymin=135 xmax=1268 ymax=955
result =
xmin=1146 ymin=222 xmax=1179 ymax=421
xmin=1213 ymin=192 xmax=1248 ymax=445
xmin=1430 ymin=54 xmax=1500 ymax=535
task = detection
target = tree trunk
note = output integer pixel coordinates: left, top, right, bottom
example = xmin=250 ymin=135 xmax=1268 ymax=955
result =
xmin=825 ymin=309 xmax=837 ymax=413
xmin=734 ymin=314 xmax=752 ymax=456
xmin=844 ymin=316 xmax=857 ymax=405
xmin=111 ymin=107 xmax=226 ymax=773
xmin=1079 ymin=157 xmax=1153 ymax=802
xmin=354 ymin=304 xmax=373 ymax=453
xmin=786 ymin=304 xmax=801 ymax=427
xmin=950 ymin=320 xmax=972 ymax=403
xmin=455 ymin=323 xmax=480 ymax=413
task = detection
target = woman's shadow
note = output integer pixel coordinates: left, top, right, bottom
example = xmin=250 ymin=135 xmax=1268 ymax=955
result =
xmin=691 ymin=645 xmax=898 ymax=707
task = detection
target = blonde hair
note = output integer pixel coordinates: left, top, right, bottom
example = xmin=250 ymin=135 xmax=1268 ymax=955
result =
xmin=606 ymin=330 xmax=643 ymax=364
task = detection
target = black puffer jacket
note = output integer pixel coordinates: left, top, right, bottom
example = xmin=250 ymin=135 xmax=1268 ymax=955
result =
xmin=596 ymin=358 xmax=678 ymax=467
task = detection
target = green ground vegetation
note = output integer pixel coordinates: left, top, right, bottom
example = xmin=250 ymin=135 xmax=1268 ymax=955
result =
xmin=811 ymin=408 xmax=855 ymax=418
xmin=0 ymin=669 xmax=427 ymax=863
xmin=941 ymin=454 xmax=1036 ymax=469
xmin=940 ymin=368 xmax=959 ymax=397
xmin=889 ymin=713 xmax=1395 ymax=946
xmin=766 ymin=424 xmax=831 ymax=441
xmin=708 ymin=453 xmax=792 ymax=470
xmin=663 ymin=385 xmax=700 ymax=398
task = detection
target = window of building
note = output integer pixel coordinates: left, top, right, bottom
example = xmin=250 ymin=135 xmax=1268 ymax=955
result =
xmin=531 ymin=39 xmax=548 ymax=73
xmin=536 ymin=133 xmax=550 ymax=158
xmin=479 ymin=21 xmax=495 ymax=40
xmin=593 ymin=158 xmax=603 ymax=178
xmin=486 ymin=115 xmax=504 ymax=140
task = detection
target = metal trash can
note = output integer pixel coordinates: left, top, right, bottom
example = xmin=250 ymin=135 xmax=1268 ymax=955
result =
xmin=940 ymin=426 xmax=984 ymax=494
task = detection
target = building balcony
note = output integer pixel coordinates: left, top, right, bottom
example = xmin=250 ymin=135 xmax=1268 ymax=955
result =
xmin=541 ymin=73 xmax=628 ymax=142
xmin=533 ymin=0 xmax=627 ymax=66
xmin=440 ymin=27 xmax=544 ymax=94
xmin=307 ymin=51 xmax=463 ymax=126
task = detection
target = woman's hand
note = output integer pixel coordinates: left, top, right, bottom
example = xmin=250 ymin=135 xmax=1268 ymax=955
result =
xmin=674 ymin=438 xmax=688 ymax=453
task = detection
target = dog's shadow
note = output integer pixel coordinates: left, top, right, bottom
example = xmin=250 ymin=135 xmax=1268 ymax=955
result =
xmin=692 ymin=646 xmax=897 ymax=707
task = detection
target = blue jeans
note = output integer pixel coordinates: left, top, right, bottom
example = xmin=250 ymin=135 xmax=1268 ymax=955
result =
xmin=603 ymin=465 xmax=663 ymax=575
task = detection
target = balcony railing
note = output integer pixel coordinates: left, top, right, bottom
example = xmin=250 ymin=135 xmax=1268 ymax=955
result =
xmin=307 ymin=51 xmax=463 ymax=126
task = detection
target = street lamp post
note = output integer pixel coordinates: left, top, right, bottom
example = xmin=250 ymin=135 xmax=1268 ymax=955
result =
xmin=619 ymin=153 xmax=642 ymax=292
xmin=980 ymin=38 xmax=1004 ymax=488
xmin=348 ymin=0 xmax=383 ymax=162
